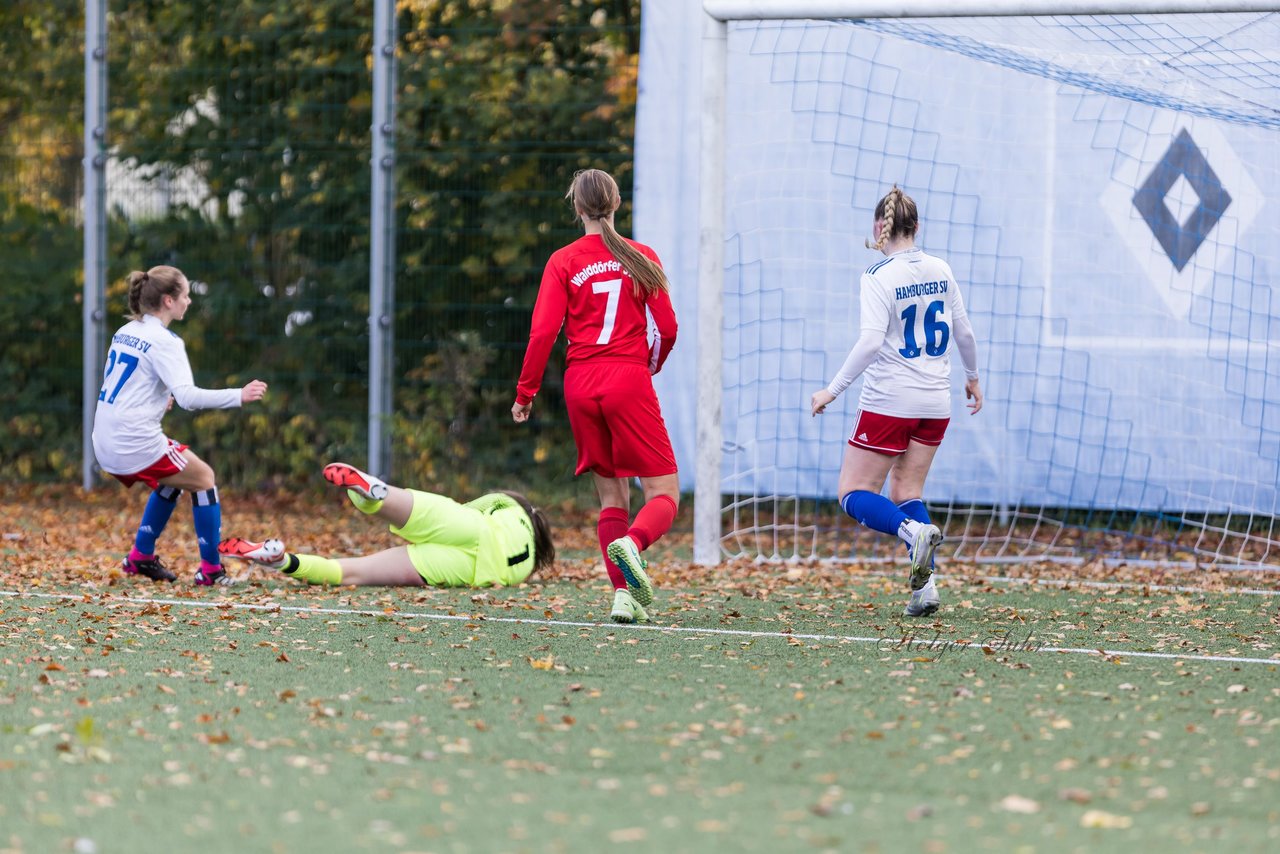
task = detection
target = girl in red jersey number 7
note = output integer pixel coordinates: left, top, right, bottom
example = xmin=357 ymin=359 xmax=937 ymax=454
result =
xmin=512 ymin=169 xmax=679 ymax=625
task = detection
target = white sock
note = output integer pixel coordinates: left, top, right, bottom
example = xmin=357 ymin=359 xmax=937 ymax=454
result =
xmin=898 ymin=518 xmax=922 ymax=547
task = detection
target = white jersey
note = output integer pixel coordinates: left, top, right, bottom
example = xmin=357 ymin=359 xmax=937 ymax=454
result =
xmin=92 ymin=314 xmax=241 ymax=475
xmin=833 ymin=247 xmax=976 ymax=419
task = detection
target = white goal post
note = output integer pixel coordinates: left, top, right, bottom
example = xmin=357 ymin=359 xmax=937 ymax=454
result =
xmin=688 ymin=0 xmax=1280 ymax=567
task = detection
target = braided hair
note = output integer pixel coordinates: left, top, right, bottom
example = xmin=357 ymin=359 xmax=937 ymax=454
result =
xmin=865 ymin=185 xmax=919 ymax=251
xmin=126 ymin=265 xmax=187 ymax=320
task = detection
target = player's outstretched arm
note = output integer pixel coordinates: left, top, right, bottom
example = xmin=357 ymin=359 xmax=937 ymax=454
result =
xmin=241 ymin=379 xmax=268 ymax=404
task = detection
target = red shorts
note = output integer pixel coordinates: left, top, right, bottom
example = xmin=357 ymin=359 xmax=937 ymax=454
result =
xmin=111 ymin=441 xmax=189 ymax=489
xmin=848 ymin=410 xmax=949 ymax=456
xmin=564 ymin=361 xmax=678 ymax=478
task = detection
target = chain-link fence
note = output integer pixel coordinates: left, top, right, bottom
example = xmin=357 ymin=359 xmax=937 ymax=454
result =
xmin=1 ymin=0 xmax=86 ymax=479
xmin=3 ymin=1 xmax=640 ymax=499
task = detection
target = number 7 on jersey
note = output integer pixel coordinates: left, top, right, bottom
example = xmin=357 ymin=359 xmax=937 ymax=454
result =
xmin=592 ymin=278 xmax=622 ymax=344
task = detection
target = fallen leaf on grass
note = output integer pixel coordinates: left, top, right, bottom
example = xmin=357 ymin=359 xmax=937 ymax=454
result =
xmin=998 ymin=795 xmax=1040 ymax=814
xmin=1080 ymin=810 xmax=1132 ymax=829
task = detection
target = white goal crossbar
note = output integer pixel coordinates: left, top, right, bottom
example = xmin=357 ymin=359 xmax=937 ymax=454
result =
xmin=704 ymin=1 xmax=1280 ymax=19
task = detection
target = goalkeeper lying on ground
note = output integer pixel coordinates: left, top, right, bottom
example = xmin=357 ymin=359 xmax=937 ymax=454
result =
xmin=219 ymin=463 xmax=554 ymax=587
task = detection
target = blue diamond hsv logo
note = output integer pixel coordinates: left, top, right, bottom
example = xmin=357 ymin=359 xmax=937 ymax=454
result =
xmin=1132 ymin=129 xmax=1231 ymax=272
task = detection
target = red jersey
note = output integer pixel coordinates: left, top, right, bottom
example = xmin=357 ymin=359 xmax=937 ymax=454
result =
xmin=516 ymin=234 xmax=678 ymax=405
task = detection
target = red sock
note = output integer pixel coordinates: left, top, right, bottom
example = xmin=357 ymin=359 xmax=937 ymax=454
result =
xmin=626 ymin=494 xmax=678 ymax=551
xmin=598 ymin=507 xmax=630 ymax=590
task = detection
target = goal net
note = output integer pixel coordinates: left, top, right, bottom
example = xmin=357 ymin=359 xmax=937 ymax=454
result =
xmin=666 ymin=3 xmax=1280 ymax=570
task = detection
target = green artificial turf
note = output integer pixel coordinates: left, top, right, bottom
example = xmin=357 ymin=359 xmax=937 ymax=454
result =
xmin=1 ymin=578 xmax=1277 ymax=853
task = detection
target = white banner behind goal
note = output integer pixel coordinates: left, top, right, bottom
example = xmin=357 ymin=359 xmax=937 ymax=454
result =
xmin=636 ymin=2 xmax=1280 ymax=568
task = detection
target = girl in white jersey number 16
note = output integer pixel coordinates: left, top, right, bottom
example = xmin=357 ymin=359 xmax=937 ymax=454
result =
xmin=810 ymin=186 xmax=983 ymax=618
xmin=91 ymin=265 xmax=267 ymax=587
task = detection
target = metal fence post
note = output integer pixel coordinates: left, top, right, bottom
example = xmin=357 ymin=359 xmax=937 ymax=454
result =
xmin=368 ymin=0 xmax=398 ymax=479
xmin=82 ymin=0 xmax=107 ymax=490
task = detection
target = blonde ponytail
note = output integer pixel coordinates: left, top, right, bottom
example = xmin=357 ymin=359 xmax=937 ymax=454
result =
xmin=568 ymin=169 xmax=669 ymax=297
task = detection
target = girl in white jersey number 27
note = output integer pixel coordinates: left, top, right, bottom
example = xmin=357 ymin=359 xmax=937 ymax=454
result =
xmin=811 ymin=186 xmax=983 ymax=617
xmin=91 ymin=266 xmax=268 ymax=587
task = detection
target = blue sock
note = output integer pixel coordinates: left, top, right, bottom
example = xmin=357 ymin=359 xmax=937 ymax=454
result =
xmin=840 ymin=490 xmax=909 ymax=537
xmin=897 ymin=498 xmax=931 ymax=525
xmin=898 ymin=499 xmax=933 ymax=566
xmin=191 ymin=487 xmax=222 ymax=566
xmin=133 ymin=485 xmax=181 ymax=555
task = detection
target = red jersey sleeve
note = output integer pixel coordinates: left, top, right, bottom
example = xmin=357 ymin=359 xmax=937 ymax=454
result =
xmin=515 ymin=255 xmax=569 ymax=405
xmin=645 ymin=285 xmax=678 ymax=374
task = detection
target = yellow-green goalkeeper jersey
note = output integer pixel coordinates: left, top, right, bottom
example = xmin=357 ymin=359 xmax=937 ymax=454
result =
xmin=465 ymin=493 xmax=537 ymax=586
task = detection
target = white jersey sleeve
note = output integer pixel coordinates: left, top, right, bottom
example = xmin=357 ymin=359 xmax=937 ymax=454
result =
xmin=91 ymin=315 xmax=241 ymax=475
xmin=155 ymin=339 xmax=246 ymax=411
xmin=825 ymin=272 xmax=891 ymax=397
xmin=946 ymin=264 xmax=980 ymax=380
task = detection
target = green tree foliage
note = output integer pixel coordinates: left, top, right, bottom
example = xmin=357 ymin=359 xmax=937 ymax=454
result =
xmin=2 ymin=0 xmax=640 ymax=492
xmin=0 ymin=1 xmax=86 ymax=480
xmin=392 ymin=0 xmax=640 ymax=488
xmin=108 ymin=0 xmax=374 ymax=447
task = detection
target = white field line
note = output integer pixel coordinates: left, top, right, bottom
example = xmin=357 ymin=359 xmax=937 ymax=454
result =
xmin=813 ymin=554 xmax=1280 ymax=573
xmin=2 ymin=589 xmax=1276 ymax=667
xmin=797 ymin=562 xmax=1280 ymax=596
xmin=921 ymin=571 xmax=1280 ymax=597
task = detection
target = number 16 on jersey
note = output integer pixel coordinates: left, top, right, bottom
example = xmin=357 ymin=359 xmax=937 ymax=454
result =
xmin=899 ymin=299 xmax=949 ymax=359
